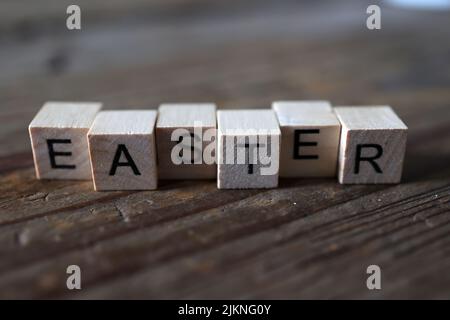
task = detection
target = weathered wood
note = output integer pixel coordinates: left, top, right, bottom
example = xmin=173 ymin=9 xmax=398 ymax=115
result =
xmin=0 ymin=0 xmax=449 ymax=299
xmin=217 ymin=110 xmax=280 ymax=189
xmin=272 ymin=101 xmax=340 ymax=178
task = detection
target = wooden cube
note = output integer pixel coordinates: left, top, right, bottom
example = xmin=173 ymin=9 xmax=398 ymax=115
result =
xmin=88 ymin=111 xmax=158 ymax=191
xmin=217 ymin=110 xmax=281 ymax=189
xmin=156 ymin=103 xmax=216 ymax=180
xmin=272 ymin=101 xmax=340 ymax=177
xmin=29 ymin=101 xmax=102 ymax=180
xmin=272 ymin=100 xmax=332 ymax=113
xmin=335 ymin=106 xmax=408 ymax=184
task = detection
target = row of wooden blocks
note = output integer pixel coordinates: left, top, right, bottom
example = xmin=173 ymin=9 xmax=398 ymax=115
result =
xmin=28 ymin=101 xmax=408 ymax=191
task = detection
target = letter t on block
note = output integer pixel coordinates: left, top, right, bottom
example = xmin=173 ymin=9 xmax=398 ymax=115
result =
xmin=334 ymin=106 xmax=408 ymax=184
xmin=28 ymin=101 xmax=102 ymax=180
xmin=156 ymin=103 xmax=217 ymax=180
xmin=87 ymin=111 xmax=158 ymax=191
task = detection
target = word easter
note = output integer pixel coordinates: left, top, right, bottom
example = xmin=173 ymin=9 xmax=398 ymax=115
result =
xmin=66 ymin=5 xmax=382 ymax=31
xmin=28 ymin=101 xmax=408 ymax=191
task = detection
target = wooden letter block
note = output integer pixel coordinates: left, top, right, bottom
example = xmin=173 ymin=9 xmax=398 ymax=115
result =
xmin=217 ymin=110 xmax=281 ymax=189
xmin=156 ymin=103 xmax=216 ymax=179
xmin=29 ymin=101 xmax=102 ymax=180
xmin=334 ymin=106 xmax=408 ymax=184
xmin=272 ymin=100 xmax=332 ymax=113
xmin=272 ymin=101 xmax=340 ymax=177
xmin=88 ymin=111 xmax=158 ymax=191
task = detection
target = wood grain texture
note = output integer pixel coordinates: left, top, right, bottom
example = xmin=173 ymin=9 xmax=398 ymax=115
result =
xmin=217 ymin=110 xmax=280 ymax=189
xmin=156 ymin=103 xmax=216 ymax=179
xmin=272 ymin=101 xmax=340 ymax=177
xmin=335 ymin=106 xmax=408 ymax=184
xmin=28 ymin=102 xmax=102 ymax=180
xmin=88 ymin=111 xmax=158 ymax=191
xmin=0 ymin=0 xmax=449 ymax=299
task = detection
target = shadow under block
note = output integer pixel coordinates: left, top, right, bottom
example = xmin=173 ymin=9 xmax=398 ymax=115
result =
xmin=88 ymin=111 xmax=158 ymax=191
xmin=334 ymin=106 xmax=408 ymax=184
xmin=272 ymin=101 xmax=340 ymax=177
xmin=156 ymin=103 xmax=217 ymax=179
xmin=28 ymin=101 xmax=102 ymax=180
xmin=217 ymin=110 xmax=281 ymax=189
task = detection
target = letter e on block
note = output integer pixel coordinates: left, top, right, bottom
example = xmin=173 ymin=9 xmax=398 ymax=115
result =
xmin=28 ymin=101 xmax=102 ymax=180
xmin=87 ymin=111 xmax=158 ymax=191
xmin=335 ymin=106 xmax=407 ymax=184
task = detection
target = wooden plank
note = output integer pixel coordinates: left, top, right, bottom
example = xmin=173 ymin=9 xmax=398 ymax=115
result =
xmin=28 ymin=102 xmax=102 ymax=180
xmin=156 ymin=103 xmax=216 ymax=180
xmin=88 ymin=111 xmax=158 ymax=191
xmin=335 ymin=106 xmax=408 ymax=184
xmin=217 ymin=110 xmax=280 ymax=189
xmin=272 ymin=101 xmax=340 ymax=177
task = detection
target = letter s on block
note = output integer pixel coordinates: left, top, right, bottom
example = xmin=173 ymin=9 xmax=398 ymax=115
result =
xmin=366 ymin=264 xmax=381 ymax=290
xmin=66 ymin=265 xmax=81 ymax=290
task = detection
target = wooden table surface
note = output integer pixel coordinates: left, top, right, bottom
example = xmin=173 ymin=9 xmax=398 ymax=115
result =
xmin=0 ymin=0 xmax=449 ymax=299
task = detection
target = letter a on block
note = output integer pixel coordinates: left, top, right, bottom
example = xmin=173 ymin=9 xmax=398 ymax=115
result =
xmin=335 ymin=106 xmax=407 ymax=184
xmin=217 ymin=110 xmax=281 ymax=189
xmin=272 ymin=101 xmax=340 ymax=177
xmin=29 ymin=101 xmax=102 ymax=180
xmin=88 ymin=111 xmax=158 ymax=191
